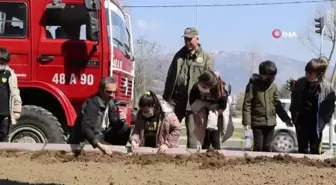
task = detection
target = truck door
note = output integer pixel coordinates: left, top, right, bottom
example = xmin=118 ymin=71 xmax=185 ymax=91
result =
xmin=0 ymin=1 xmax=31 ymax=80
xmin=35 ymin=3 xmax=102 ymax=100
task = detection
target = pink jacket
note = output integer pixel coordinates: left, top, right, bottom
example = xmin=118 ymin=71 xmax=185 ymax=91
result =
xmin=130 ymin=96 xmax=181 ymax=148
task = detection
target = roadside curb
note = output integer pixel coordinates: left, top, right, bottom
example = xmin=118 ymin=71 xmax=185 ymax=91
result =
xmin=0 ymin=143 xmax=333 ymax=160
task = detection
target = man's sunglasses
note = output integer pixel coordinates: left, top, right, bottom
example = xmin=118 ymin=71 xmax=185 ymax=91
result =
xmin=105 ymin=90 xmax=117 ymax=94
xmin=184 ymin=37 xmax=192 ymax=42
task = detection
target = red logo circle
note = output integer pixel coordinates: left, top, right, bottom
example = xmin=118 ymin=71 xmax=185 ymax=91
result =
xmin=272 ymin=29 xmax=282 ymax=39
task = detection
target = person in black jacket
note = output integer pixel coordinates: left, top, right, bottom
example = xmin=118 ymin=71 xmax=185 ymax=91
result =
xmin=68 ymin=77 xmax=131 ymax=155
xmin=290 ymin=58 xmax=335 ymax=154
xmin=189 ymin=70 xmax=228 ymax=149
xmin=0 ymin=48 xmax=22 ymax=142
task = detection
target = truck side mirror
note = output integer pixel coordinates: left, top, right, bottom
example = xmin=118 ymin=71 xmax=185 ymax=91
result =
xmin=125 ymin=48 xmax=135 ymax=61
xmin=130 ymin=55 xmax=135 ymax=61
xmin=86 ymin=13 xmax=99 ymax=41
xmin=85 ymin=0 xmax=100 ymax=10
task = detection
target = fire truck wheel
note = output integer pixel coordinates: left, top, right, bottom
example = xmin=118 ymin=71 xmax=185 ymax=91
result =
xmin=9 ymin=105 xmax=65 ymax=144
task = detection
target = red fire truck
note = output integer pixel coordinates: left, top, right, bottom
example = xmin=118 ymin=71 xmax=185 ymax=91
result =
xmin=0 ymin=0 xmax=135 ymax=143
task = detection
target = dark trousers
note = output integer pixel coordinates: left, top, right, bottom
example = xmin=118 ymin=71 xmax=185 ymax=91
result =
xmin=0 ymin=116 xmax=10 ymax=142
xmin=202 ymin=129 xmax=220 ymax=150
xmin=295 ymin=125 xmax=323 ymax=154
xmin=103 ymin=123 xmax=132 ymax=146
xmin=252 ymin=126 xmax=275 ymax=152
xmin=175 ymin=101 xmax=198 ymax=149
xmin=185 ymin=113 xmax=198 ymax=149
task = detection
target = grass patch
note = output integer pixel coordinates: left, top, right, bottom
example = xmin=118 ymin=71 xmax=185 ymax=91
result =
xmin=181 ymin=127 xmax=244 ymax=139
xmin=231 ymin=130 xmax=244 ymax=139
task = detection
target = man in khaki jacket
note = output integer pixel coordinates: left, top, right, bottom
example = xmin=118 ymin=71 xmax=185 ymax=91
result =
xmin=0 ymin=48 xmax=22 ymax=142
xmin=163 ymin=27 xmax=214 ymax=149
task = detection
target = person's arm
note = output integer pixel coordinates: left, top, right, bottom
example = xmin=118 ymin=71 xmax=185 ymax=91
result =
xmin=204 ymin=53 xmax=214 ymax=70
xmin=108 ymin=101 xmax=121 ymax=126
xmin=130 ymin=114 xmax=143 ymax=145
xmin=242 ymin=83 xmax=253 ymax=126
xmin=223 ymin=98 xmax=230 ymax=123
xmin=218 ymin=96 xmax=228 ymax=110
xmin=163 ymin=56 xmax=177 ymax=102
xmin=274 ymin=85 xmax=291 ymax=122
xmin=189 ymin=83 xmax=200 ymax=106
xmin=164 ymin=113 xmax=181 ymax=148
xmin=327 ymin=84 xmax=336 ymax=102
xmin=9 ymin=71 xmax=22 ymax=118
xmin=289 ymin=78 xmax=301 ymax=122
xmin=218 ymin=94 xmax=228 ymax=110
xmin=81 ymin=99 xmax=100 ymax=148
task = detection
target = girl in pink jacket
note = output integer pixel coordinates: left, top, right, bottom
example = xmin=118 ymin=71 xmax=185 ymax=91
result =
xmin=130 ymin=91 xmax=181 ymax=154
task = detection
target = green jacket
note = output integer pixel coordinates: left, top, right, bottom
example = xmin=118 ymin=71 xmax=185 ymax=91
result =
xmin=242 ymin=74 xmax=290 ymax=127
xmin=163 ymin=46 xmax=214 ymax=104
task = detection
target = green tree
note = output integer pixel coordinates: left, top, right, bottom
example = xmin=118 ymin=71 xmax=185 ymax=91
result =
xmin=233 ymin=92 xmax=245 ymax=117
xmin=278 ymin=83 xmax=291 ymax=99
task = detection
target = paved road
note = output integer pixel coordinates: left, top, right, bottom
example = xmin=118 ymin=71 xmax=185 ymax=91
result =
xmin=232 ymin=117 xmax=243 ymax=128
xmin=178 ymin=136 xmax=245 ymax=148
xmin=180 ymin=117 xmax=243 ymax=129
xmin=179 ymin=117 xmax=243 ymax=130
xmin=179 ymin=117 xmax=244 ymax=148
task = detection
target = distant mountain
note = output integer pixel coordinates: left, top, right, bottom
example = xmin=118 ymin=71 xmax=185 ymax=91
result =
xmin=211 ymin=51 xmax=308 ymax=93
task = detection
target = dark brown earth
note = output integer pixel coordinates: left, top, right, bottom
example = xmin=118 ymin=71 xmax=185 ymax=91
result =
xmin=0 ymin=150 xmax=334 ymax=185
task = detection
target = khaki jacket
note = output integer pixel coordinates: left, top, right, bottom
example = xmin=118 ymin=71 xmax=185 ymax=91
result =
xmin=163 ymin=46 xmax=214 ymax=107
xmin=5 ymin=67 xmax=22 ymax=124
xmin=242 ymin=74 xmax=290 ymax=127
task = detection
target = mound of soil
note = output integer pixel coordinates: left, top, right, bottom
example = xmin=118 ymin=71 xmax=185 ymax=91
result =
xmin=0 ymin=150 xmax=334 ymax=185
xmin=0 ymin=149 xmax=334 ymax=169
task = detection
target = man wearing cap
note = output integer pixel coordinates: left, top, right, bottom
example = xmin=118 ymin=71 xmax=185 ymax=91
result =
xmin=163 ymin=27 xmax=214 ymax=149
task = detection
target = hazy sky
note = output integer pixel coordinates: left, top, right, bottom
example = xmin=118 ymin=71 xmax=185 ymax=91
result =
xmin=123 ymin=0 xmax=334 ymax=62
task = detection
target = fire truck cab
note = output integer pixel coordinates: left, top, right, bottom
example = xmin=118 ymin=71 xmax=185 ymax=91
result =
xmin=0 ymin=0 xmax=135 ymax=143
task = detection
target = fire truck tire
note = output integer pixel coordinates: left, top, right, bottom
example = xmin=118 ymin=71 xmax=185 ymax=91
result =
xmin=9 ymin=105 xmax=66 ymax=144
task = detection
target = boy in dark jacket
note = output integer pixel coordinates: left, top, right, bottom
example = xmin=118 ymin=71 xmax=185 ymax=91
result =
xmin=290 ymin=58 xmax=335 ymax=154
xmin=242 ymin=60 xmax=292 ymax=152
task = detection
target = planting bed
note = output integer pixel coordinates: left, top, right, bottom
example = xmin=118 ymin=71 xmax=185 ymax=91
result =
xmin=0 ymin=150 xmax=334 ymax=185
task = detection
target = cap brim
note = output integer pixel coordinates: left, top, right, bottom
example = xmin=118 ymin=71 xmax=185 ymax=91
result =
xmin=182 ymin=34 xmax=195 ymax=38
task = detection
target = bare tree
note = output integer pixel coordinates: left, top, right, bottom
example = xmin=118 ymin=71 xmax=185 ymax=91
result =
xmin=299 ymin=2 xmax=336 ymax=82
xmin=133 ymin=36 xmax=168 ymax=106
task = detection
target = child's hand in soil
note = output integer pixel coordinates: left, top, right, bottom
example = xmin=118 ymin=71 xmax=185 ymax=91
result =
xmin=97 ymin=142 xmax=112 ymax=156
xmin=157 ymin=144 xmax=168 ymax=154
xmin=131 ymin=140 xmax=139 ymax=153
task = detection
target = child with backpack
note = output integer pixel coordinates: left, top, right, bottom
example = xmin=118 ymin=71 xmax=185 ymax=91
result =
xmin=0 ymin=48 xmax=22 ymax=142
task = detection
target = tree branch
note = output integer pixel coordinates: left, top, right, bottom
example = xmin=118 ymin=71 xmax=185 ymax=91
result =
xmin=133 ymin=36 xmax=169 ymax=104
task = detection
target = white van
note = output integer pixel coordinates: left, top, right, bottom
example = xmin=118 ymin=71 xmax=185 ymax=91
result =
xmin=272 ymin=99 xmax=336 ymax=153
